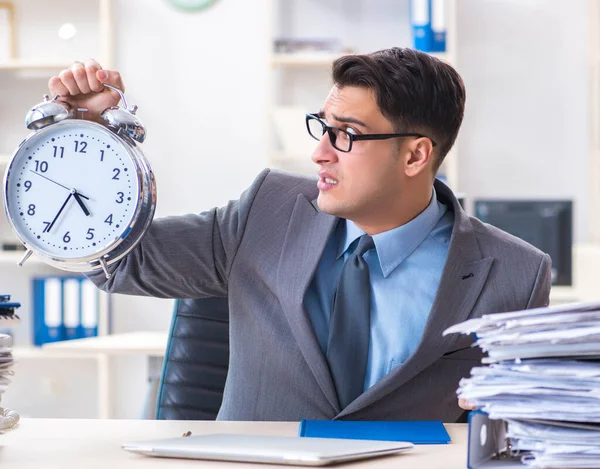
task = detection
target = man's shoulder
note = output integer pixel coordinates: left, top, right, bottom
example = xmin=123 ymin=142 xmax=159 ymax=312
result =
xmin=254 ymin=168 xmax=319 ymax=201
xmin=468 ymin=215 xmax=547 ymax=261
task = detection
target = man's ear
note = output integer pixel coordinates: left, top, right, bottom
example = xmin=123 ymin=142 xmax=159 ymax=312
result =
xmin=404 ymin=137 xmax=434 ymax=177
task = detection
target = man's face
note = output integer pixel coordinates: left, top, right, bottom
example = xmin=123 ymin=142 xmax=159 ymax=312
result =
xmin=311 ymin=85 xmax=408 ymax=225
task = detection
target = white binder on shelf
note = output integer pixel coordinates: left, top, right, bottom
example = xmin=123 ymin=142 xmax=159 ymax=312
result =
xmin=80 ymin=278 xmax=99 ymax=338
xmin=62 ymin=277 xmax=81 ymax=340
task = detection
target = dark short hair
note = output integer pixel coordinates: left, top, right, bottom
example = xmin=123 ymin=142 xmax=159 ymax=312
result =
xmin=332 ymin=47 xmax=465 ymax=169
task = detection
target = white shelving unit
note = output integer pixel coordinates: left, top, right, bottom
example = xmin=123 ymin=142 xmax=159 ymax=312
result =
xmin=265 ymin=0 xmax=459 ymax=191
xmin=0 ymin=0 xmax=114 ymax=419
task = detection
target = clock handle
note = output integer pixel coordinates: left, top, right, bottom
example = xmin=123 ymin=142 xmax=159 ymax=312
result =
xmin=102 ymin=83 xmax=129 ymax=110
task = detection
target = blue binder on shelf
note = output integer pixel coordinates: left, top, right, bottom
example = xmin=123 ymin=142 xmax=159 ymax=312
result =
xmin=431 ymin=0 xmax=446 ymax=52
xmin=32 ymin=277 xmax=65 ymax=345
xmin=410 ymin=0 xmax=433 ymax=52
xmin=467 ymin=412 xmax=521 ymax=468
xmin=299 ymin=420 xmax=451 ymax=445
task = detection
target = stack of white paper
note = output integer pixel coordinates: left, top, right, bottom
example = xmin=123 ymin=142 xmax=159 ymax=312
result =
xmin=0 ymin=334 xmax=14 ymax=396
xmin=444 ymin=301 xmax=600 ymax=468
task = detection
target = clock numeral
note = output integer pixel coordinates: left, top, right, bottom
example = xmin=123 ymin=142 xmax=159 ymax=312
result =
xmin=112 ymin=168 xmax=120 ymax=180
xmin=52 ymin=146 xmax=65 ymax=158
xmin=74 ymin=140 xmax=87 ymax=153
xmin=100 ymin=150 xmax=105 ymax=162
xmin=24 ymin=180 xmax=32 ymax=192
xmin=86 ymin=228 xmax=95 ymax=240
xmin=104 ymin=214 xmax=113 ymax=225
xmin=42 ymin=221 xmax=51 ymax=233
xmin=63 ymin=231 xmax=71 ymax=243
xmin=116 ymin=192 xmax=124 ymax=204
xmin=27 ymin=204 xmax=36 ymax=216
xmin=34 ymin=160 xmax=49 ymax=173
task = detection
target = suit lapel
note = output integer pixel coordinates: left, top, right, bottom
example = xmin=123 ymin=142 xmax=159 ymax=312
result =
xmin=276 ymin=194 xmax=340 ymax=413
xmin=338 ymin=180 xmax=494 ymax=418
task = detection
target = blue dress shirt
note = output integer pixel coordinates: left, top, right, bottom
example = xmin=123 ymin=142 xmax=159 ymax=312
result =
xmin=304 ymin=189 xmax=454 ymax=391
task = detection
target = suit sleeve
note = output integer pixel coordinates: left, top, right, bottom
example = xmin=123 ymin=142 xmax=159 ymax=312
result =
xmin=84 ymin=169 xmax=271 ymax=299
xmin=526 ymin=253 xmax=552 ymax=308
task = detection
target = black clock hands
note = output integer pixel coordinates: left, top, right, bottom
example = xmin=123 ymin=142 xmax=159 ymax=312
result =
xmin=30 ymin=170 xmax=91 ymax=216
xmin=73 ymin=192 xmax=90 ymax=216
xmin=45 ymin=193 xmax=73 ymax=233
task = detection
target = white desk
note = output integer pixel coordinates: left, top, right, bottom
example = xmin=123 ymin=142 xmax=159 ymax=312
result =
xmin=0 ymin=419 xmax=468 ymax=469
xmin=42 ymin=332 xmax=168 ymax=418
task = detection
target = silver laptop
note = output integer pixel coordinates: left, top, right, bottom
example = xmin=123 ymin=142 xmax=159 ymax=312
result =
xmin=122 ymin=433 xmax=414 ymax=466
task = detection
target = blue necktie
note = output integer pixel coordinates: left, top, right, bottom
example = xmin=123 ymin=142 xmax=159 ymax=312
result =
xmin=326 ymin=235 xmax=375 ymax=409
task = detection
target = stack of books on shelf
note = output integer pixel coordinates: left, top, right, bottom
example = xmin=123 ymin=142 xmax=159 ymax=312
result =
xmin=0 ymin=295 xmax=20 ymax=430
xmin=444 ymin=302 xmax=600 ymax=468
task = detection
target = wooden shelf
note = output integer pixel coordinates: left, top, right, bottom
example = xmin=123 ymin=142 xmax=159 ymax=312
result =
xmin=270 ymin=52 xmax=343 ymax=67
xmin=270 ymin=51 xmax=451 ymax=68
xmin=0 ymin=59 xmax=72 ymax=71
xmin=0 ymin=250 xmax=44 ymax=265
xmin=12 ymin=346 xmax=99 ymax=360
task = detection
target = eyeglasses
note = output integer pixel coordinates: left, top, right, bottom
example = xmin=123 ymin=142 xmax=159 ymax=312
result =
xmin=305 ymin=113 xmax=437 ymax=153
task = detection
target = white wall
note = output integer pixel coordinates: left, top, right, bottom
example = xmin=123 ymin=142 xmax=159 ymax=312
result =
xmin=3 ymin=0 xmax=271 ymax=419
xmin=105 ymin=0 xmax=270 ymax=417
xmin=455 ymin=0 xmax=589 ymax=243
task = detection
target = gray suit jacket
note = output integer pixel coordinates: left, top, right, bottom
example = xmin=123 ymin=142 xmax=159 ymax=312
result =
xmin=88 ymin=169 xmax=552 ymax=422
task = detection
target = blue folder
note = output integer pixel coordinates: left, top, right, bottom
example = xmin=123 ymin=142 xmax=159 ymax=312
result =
xmin=298 ymin=420 xmax=451 ymax=445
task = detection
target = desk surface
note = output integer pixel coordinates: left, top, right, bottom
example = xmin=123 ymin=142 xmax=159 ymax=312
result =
xmin=0 ymin=419 xmax=467 ymax=469
xmin=42 ymin=331 xmax=168 ymax=356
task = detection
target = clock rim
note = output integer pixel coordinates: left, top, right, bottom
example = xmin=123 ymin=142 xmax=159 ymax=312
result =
xmin=3 ymin=120 xmax=156 ymax=271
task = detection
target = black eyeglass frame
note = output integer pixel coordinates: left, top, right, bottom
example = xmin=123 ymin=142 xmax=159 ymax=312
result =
xmin=305 ymin=113 xmax=437 ymax=153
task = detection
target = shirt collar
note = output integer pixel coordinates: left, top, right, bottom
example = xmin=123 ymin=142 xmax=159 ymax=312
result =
xmin=336 ymin=188 xmax=446 ymax=277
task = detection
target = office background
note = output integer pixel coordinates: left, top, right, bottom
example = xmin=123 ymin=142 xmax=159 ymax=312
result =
xmin=0 ymin=0 xmax=595 ymax=419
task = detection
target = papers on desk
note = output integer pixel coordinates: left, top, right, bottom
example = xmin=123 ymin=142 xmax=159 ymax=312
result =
xmin=0 ymin=335 xmax=14 ymax=396
xmin=444 ymin=301 xmax=600 ymax=468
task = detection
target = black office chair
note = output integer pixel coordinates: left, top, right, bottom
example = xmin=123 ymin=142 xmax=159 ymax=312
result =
xmin=155 ymin=297 xmax=230 ymax=420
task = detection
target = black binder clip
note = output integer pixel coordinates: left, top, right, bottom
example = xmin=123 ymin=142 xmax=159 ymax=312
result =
xmin=0 ymin=294 xmax=21 ymax=322
xmin=467 ymin=411 xmax=523 ymax=468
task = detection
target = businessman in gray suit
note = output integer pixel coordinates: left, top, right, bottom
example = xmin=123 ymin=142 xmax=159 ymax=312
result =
xmin=50 ymin=47 xmax=551 ymax=422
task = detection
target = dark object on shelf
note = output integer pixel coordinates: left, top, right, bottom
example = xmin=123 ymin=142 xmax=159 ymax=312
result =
xmin=1 ymin=243 xmax=26 ymax=251
xmin=0 ymin=294 xmax=21 ymax=317
xmin=475 ymin=200 xmax=573 ymax=286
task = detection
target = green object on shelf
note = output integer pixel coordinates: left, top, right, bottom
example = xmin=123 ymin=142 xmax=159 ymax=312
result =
xmin=166 ymin=0 xmax=219 ymax=12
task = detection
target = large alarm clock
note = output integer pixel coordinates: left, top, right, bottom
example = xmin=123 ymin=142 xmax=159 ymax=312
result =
xmin=2 ymin=85 xmax=156 ymax=278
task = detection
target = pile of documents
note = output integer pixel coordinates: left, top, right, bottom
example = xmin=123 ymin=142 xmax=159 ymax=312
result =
xmin=444 ymin=301 xmax=600 ymax=468
xmin=0 ymin=333 xmax=14 ymax=396
xmin=0 ymin=295 xmax=19 ymax=430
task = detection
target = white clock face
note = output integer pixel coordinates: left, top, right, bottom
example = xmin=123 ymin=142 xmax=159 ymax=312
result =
xmin=4 ymin=121 xmax=140 ymax=260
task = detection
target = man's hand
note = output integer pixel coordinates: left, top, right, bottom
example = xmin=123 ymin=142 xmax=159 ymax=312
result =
xmin=459 ymin=398 xmax=476 ymax=411
xmin=48 ymin=59 xmax=125 ymax=122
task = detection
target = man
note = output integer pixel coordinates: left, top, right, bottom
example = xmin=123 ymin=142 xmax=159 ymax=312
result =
xmin=49 ymin=47 xmax=551 ymax=422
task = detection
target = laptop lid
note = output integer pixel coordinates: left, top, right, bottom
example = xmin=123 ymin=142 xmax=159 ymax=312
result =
xmin=122 ymin=433 xmax=414 ymax=466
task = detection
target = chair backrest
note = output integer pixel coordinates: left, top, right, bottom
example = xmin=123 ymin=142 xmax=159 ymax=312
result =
xmin=156 ymin=297 xmax=230 ymax=420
